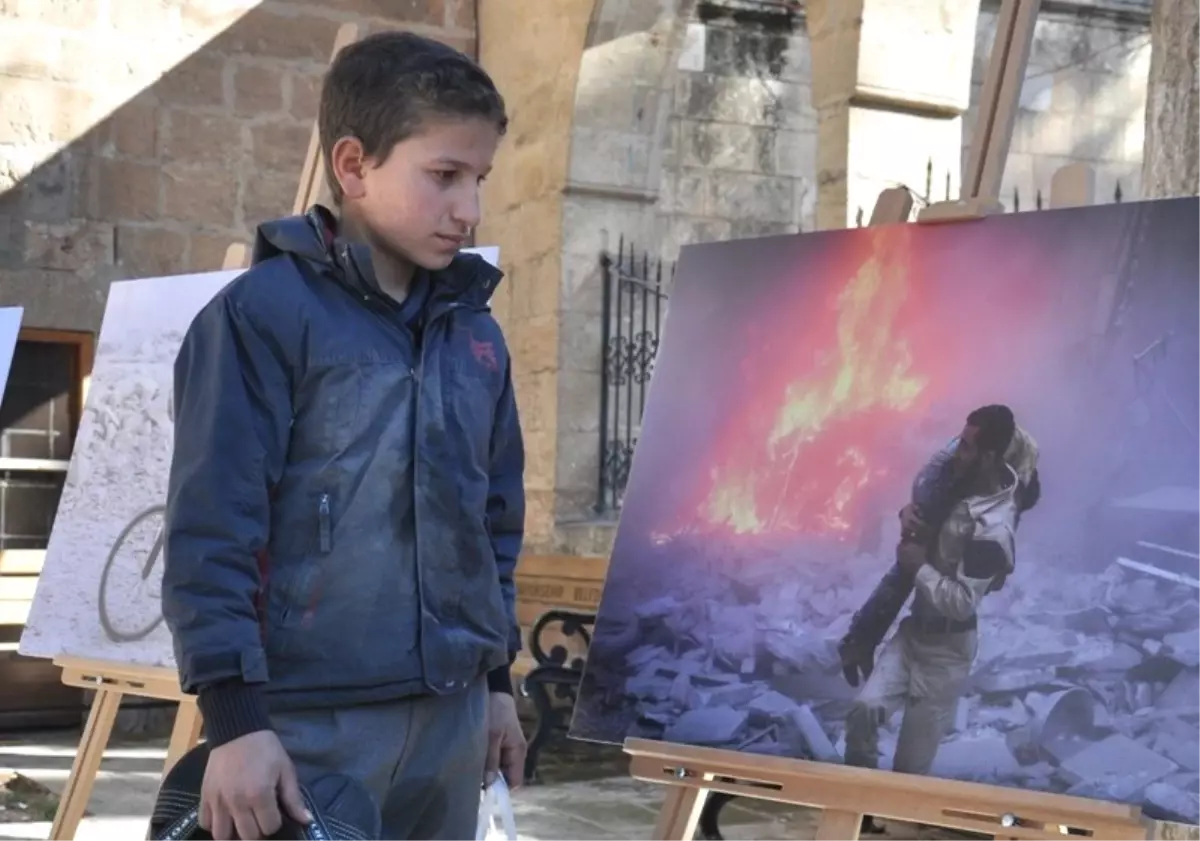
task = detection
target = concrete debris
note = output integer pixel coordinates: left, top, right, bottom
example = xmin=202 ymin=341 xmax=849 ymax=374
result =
xmin=975 ymin=698 xmax=1029 ymax=729
xmin=1059 ymin=734 xmax=1178 ymax=787
xmin=1151 ymin=720 xmax=1200 ymax=772
xmin=1144 ymin=782 xmax=1200 ymax=825
xmin=606 ymin=540 xmax=1199 ymax=824
xmin=1158 ymin=669 xmax=1200 ymax=711
xmin=790 ymin=704 xmax=840 ymax=763
xmin=974 ymin=666 xmax=1062 ymax=695
xmin=664 ymin=706 xmax=748 ymax=745
xmin=932 ymin=736 xmax=1022 ymax=782
xmin=1116 ymin=612 xmax=1183 ymax=638
xmin=1163 ymin=631 xmax=1200 ymax=668
xmin=1073 ymin=642 xmax=1143 ymax=671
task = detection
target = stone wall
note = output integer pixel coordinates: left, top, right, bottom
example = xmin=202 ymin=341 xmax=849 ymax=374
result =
xmin=658 ymin=3 xmax=817 ymax=258
xmin=0 ymin=0 xmax=474 ymax=332
xmin=969 ymin=0 xmax=1152 ymax=211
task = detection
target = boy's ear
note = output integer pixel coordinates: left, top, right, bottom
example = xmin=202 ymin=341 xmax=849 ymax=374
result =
xmin=330 ymin=136 xmax=369 ymax=201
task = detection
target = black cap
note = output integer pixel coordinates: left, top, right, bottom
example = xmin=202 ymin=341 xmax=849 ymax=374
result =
xmin=149 ymin=742 xmax=381 ymax=840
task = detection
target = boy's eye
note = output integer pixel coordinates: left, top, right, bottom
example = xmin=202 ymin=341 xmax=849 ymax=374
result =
xmin=433 ymin=170 xmax=457 ymax=183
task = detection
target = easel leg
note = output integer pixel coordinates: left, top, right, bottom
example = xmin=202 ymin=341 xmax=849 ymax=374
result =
xmin=50 ymin=688 xmax=123 ymax=840
xmin=162 ymin=700 xmax=203 ymax=777
xmin=815 ymin=808 xmax=865 ymax=841
xmin=653 ymin=786 xmax=709 ymax=840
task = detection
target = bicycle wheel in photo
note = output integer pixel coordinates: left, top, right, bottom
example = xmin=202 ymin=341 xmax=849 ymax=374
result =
xmin=98 ymin=504 xmax=168 ymax=643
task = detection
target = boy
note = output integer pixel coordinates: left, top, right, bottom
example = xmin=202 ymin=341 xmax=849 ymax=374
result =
xmin=161 ymin=32 xmax=526 ymax=841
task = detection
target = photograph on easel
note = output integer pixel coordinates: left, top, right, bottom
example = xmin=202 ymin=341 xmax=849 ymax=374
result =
xmin=17 ymin=270 xmax=243 ymax=670
xmin=570 ymin=196 xmax=1199 ymax=824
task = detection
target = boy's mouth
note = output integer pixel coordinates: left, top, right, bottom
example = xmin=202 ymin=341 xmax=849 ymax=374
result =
xmin=434 ymin=233 xmax=467 ymax=248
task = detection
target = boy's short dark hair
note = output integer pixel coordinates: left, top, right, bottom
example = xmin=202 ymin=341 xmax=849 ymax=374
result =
xmin=318 ymin=31 xmax=508 ymax=203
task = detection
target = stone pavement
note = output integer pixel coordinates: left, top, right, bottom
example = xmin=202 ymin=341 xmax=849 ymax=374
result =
xmin=0 ymin=729 xmax=965 ymax=840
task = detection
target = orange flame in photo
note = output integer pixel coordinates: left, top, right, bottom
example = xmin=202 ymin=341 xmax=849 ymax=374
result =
xmin=691 ymin=226 xmax=934 ymax=538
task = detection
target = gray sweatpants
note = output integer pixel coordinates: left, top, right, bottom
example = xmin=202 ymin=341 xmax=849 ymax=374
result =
xmin=271 ymin=678 xmax=488 ymax=840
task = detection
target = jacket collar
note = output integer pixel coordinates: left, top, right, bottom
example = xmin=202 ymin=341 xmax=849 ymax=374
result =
xmin=251 ymin=204 xmax=503 ymax=310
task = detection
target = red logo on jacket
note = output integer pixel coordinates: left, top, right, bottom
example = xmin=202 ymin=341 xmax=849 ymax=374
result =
xmin=470 ymin=337 xmax=499 ymax=372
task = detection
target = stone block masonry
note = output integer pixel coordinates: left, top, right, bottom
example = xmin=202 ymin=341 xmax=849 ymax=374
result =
xmin=0 ymin=0 xmax=476 ymax=332
xmin=658 ymin=10 xmax=819 ymax=259
xmin=968 ymin=0 xmax=1152 ymax=212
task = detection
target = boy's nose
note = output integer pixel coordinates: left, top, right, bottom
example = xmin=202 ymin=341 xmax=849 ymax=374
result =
xmin=452 ymin=189 xmax=482 ymax=229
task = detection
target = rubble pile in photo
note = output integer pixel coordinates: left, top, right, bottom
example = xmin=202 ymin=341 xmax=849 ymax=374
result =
xmin=591 ymin=536 xmax=1200 ymax=824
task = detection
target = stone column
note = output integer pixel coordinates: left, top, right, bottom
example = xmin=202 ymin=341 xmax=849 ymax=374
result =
xmin=807 ymin=0 xmax=982 ymax=229
xmin=477 ymin=0 xmax=595 ymax=551
xmin=1142 ymin=0 xmax=1199 ymax=199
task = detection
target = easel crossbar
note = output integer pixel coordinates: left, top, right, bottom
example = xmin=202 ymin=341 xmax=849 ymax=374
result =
xmin=56 ymin=656 xmax=183 ymax=701
xmin=627 ymin=740 xmax=1150 ymax=840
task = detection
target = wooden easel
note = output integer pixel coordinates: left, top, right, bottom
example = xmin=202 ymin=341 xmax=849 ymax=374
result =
xmin=625 ymin=0 xmax=1157 ymax=838
xmin=42 ymin=24 xmax=361 ymax=841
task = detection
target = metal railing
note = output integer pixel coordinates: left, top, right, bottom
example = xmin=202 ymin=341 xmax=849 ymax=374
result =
xmin=596 ymin=238 xmax=673 ymax=514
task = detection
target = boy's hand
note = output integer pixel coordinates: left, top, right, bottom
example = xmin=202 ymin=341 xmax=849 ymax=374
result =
xmin=485 ymin=692 xmax=527 ymax=790
xmin=200 ymin=730 xmax=310 ymax=840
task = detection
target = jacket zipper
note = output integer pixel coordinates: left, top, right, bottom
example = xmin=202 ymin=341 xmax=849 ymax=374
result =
xmin=409 ymin=301 xmax=474 ymax=690
xmin=318 ymin=493 xmax=332 ymax=554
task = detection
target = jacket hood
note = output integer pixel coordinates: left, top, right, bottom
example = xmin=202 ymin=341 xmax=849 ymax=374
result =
xmin=249 ymin=204 xmax=504 ymax=308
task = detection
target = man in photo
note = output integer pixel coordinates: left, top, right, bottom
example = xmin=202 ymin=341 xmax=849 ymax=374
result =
xmin=842 ymin=405 xmax=1038 ymax=775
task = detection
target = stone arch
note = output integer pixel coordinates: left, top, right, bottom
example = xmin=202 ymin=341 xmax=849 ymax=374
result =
xmin=552 ymin=1 xmax=698 ymax=541
xmin=568 ymin=1 xmax=699 ymax=208
xmin=478 ymin=0 xmax=696 ymax=550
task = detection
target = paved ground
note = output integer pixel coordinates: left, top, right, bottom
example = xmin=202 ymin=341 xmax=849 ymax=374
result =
xmin=0 ymin=727 xmax=970 ymax=840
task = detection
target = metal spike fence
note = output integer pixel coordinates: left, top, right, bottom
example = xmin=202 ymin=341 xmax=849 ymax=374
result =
xmin=597 ymin=238 xmax=673 ymax=514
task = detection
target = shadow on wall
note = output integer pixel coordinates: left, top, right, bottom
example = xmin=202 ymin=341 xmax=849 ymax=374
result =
xmin=0 ymin=0 xmax=475 ymax=333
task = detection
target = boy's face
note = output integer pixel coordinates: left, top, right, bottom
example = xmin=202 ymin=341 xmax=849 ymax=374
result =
xmin=335 ymin=115 xmax=501 ymax=270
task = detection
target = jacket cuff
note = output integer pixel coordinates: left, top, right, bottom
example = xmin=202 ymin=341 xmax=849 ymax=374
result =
xmin=486 ymin=664 xmax=514 ymax=695
xmin=197 ymin=680 xmax=273 ymax=748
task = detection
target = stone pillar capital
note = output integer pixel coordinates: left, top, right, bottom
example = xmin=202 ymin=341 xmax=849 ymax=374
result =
xmin=809 ymin=0 xmax=982 ymax=229
xmin=807 ymin=0 xmax=980 ymax=115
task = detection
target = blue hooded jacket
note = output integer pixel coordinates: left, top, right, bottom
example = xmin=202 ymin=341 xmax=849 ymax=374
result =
xmin=162 ymin=206 xmax=524 ymax=744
